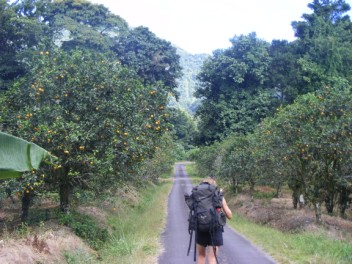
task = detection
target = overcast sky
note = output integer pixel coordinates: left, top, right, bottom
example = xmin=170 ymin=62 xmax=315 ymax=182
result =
xmin=90 ymin=0 xmax=350 ymax=54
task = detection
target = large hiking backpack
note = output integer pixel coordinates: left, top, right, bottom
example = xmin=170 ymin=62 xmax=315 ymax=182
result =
xmin=185 ymin=182 xmax=226 ymax=232
xmin=185 ymin=182 xmax=226 ymax=262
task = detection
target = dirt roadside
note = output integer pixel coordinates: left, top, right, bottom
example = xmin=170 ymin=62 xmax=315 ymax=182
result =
xmin=231 ymin=188 xmax=352 ymax=242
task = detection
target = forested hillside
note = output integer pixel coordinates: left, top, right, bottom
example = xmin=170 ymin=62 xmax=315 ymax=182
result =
xmin=170 ymin=48 xmax=209 ymax=114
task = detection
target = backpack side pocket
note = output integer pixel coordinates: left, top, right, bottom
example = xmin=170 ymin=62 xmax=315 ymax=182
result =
xmin=185 ymin=194 xmax=193 ymax=210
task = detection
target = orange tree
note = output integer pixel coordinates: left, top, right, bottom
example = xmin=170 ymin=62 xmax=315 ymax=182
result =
xmin=218 ymin=135 xmax=255 ymax=194
xmin=137 ymin=132 xmax=176 ymax=183
xmin=1 ymin=48 xmax=171 ymax=212
xmin=256 ymin=116 xmax=304 ymax=203
xmin=267 ymin=85 xmax=352 ymax=222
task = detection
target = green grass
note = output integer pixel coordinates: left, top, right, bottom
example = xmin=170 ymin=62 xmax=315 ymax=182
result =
xmin=229 ymin=214 xmax=352 ymax=264
xmin=99 ymin=180 xmax=173 ymax=264
xmin=252 ymin=189 xmax=277 ymax=199
xmin=64 ymin=249 xmax=96 ymax=264
xmin=58 ymin=212 xmax=109 ymax=250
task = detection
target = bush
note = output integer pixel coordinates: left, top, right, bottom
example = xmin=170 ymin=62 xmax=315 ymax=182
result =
xmin=59 ymin=212 xmax=109 ymax=249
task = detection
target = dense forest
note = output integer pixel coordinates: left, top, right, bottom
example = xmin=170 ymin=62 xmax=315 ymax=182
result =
xmin=1 ymin=0 xmax=352 ymax=230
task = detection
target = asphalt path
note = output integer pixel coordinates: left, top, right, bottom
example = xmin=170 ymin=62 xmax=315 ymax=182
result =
xmin=158 ymin=163 xmax=277 ymax=264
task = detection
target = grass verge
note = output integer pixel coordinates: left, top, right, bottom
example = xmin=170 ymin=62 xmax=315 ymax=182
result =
xmin=98 ymin=180 xmax=173 ymax=264
xmin=229 ymin=214 xmax=352 ymax=264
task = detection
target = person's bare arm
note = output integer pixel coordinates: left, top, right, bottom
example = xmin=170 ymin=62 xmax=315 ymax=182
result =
xmin=222 ymin=197 xmax=232 ymax=220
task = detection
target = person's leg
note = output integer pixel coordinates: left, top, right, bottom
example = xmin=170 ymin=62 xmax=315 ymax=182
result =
xmin=207 ymin=246 xmax=219 ymax=264
xmin=197 ymin=244 xmax=206 ymax=264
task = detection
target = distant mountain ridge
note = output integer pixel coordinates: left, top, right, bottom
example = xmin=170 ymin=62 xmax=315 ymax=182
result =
xmin=170 ymin=47 xmax=209 ymax=114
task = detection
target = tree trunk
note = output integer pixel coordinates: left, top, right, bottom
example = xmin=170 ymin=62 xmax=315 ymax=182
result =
xmin=338 ymin=187 xmax=350 ymax=218
xmin=275 ymin=184 xmax=282 ymax=198
xmin=232 ymin=178 xmax=238 ymax=194
xmin=292 ymin=189 xmax=299 ymax=209
xmin=299 ymin=194 xmax=305 ymax=209
xmin=21 ymin=192 xmax=32 ymax=222
xmin=314 ymin=202 xmax=322 ymax=224
xmin=59 ymin=182 xmax=73 ymax=214
xmin=324 ymin=192 xmax=335 ymax=215
xmin=58 ymin=166 xmax=73 ymax=214
xmin=249 ymin=181 xmax=255 ymax=198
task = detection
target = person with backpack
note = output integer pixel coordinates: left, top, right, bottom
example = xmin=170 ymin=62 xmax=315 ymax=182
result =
xmin=185 ymin=177 xmax=232 ymax=264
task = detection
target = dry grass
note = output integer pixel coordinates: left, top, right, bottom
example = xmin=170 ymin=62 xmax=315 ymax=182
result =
xmin=230 ymin=188 xmax=352 ymax=240
xmin=0 ymin=225 xmax=95 ymax=264
xmin=226 ymin=187 xmax=352 ymax=264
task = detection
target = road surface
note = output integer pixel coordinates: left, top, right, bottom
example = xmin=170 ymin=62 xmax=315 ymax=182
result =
xmin=158 ymin=163 xmax=277 ymax=264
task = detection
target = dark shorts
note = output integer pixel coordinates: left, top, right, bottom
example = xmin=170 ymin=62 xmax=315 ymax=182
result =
xmin=196 ymin=228 xmax=223 ymax=247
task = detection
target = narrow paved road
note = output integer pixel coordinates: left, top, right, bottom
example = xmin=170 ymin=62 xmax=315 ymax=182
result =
xmin=158 ymin=163 xmax=277 ymax=264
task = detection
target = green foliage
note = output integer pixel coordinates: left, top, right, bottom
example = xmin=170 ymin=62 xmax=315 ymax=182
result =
xmin=64 ymin=249 xmax=95 ymax=264
xmin=252 ymin=190 xmax=276 ymax=199
xmin=185 ymin=147 xmax=200 ymax=162
xmin=0 ymin=131 xmax=50 ymax=180
xmin=291 ymin=0 xmax=352 ymax=91
xmin=196 ymin=84 xmax=352 ymax=221
xmin=0 ymin=0 xmax=44 ymax=91
xmin=270 ymin=85 xmax=352 ymax=219
xmin=37 ymin=0 xmax=129 ymax=52
xmin=1 ymin=48 xmax=173 ymax=211
xmin=113 ymin=26 xmax=182 ymax=92
xmin=267 ymin=40 xmax=304 ymax=104
xmin=190 ymin=141 xmax=226 ymax=178
xmin=195 ymin=33 xmax=276 ymax=144
xmin=192 ymin=0 xmax=352 ymax=223
xmin=0 ymin=0 xmax=182 ymax=217
xmin=168 ymin=107 xmax=197 ymax=149
xmin=59 ymin=211 xmax=109 ymax=249
xmin=137 ymin=133 xmax=176 ymax=183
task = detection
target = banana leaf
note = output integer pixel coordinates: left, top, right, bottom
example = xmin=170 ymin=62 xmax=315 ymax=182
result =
xmin=0 ymin=132 xmax=50 ymax=180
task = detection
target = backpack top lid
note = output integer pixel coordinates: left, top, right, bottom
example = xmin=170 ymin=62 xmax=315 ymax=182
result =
xmin=184 ymin=182 xmax=222 ymax=210
xmin=192 ymin=182 xmax=222 ymax=207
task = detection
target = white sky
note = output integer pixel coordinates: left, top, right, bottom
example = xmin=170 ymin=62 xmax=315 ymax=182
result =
xmin=90 ymin=0 xmax=350 ymax=54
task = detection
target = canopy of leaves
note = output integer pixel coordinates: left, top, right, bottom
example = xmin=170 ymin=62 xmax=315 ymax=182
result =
xmin=291 ymin=0 xmax=352 ymax=90
xmin=195 ymin=33 xmax=276 ymax=144
xmin=0 ymin=0 xmax=44 ymax=90
xmin=113 ymin=26 xmax=182 ymax=92
xmin=35 ymin=0 xmax=129 ymax=51
xmin=2 ymin=49 xmax=171 ymax=192
xmin=168 ymin=108 xmax=197 ymax=149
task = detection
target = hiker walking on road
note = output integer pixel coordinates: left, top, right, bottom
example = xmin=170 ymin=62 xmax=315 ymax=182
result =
xmin=185 ymin=177 xmax=232 ymax=264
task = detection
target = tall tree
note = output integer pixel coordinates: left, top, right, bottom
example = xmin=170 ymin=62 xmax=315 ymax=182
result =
xmin=113 ymin=26 xmax=182 ymax=93
xmin=292 ymin=0 xmax=352 ymax=90
xmin=267 ymin=40 xmax=306 ymax=104
xmin=195 ymin=33 xmax=275 ymax=144
xmin=35 ymin=0 xmax=129 ymax=52
xmin=0 ymin=0 xmax=44 ymax=91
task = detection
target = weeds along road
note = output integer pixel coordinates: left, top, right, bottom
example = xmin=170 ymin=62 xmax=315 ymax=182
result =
xmin=158 ymin=163 xmax=277 ymax=264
